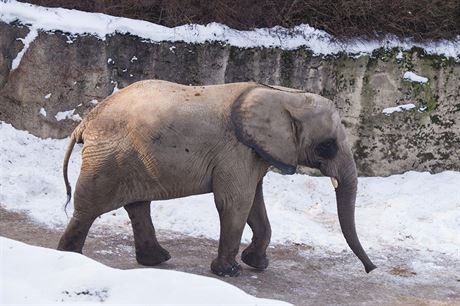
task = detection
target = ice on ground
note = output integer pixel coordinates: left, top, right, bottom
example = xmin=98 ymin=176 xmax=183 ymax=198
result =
xmin=55 ymin=109 xmax=82 ymax=122
xmin=403 ymin=71 xmax=429 ymax=83
xmin=0 ymin=1 xmax=459 ymax=59
xmin=44 ymin=93 xmax=52 ymax=99
xmin=0 ymin=237 xmax=290 ymax=305
xmin=0 ymin=122 xmax=459 ymax=259
xmin=382 ymin=103 xmax=416 ymax=115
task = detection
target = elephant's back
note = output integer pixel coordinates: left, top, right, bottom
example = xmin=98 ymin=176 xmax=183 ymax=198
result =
xmin=79 ymin=80 xmax=258 ymax=146
xmin=97 ymin=80 xmax=253 ymax=125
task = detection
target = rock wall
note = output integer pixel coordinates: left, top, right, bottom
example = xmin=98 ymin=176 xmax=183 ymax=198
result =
xmin=1 ymin=22 xmax=459 ymax=176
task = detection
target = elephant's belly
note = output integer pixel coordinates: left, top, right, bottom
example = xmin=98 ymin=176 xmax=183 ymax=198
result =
xmin=121 ymin=152 xmax=215 ymax=203
xmin=113 ymin=169 xmax=213 ymax=207
xmin=146 ymin=172 xmax=214 ymax=201
xmin=139 ymin=140 xmax=221 ymax=201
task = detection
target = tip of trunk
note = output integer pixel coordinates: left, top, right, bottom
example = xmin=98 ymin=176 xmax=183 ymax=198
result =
xmin=365 ymin=263 xmax=377 ymax=273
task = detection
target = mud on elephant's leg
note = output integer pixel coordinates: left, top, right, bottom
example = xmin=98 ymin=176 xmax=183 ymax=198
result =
xmin=57 ymin=212 xmax=97 ymax=253
xmin=242 ymin=180 xmax=271 ymax=270
xmin=124 ymin=201 xmax=171 ymax=266
xmin=211 ymin=181 xmax=257 ymax=277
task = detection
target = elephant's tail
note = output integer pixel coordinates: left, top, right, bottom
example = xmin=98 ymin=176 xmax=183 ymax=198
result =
xmin=63 ymin=132 xmax=77 ymax=213
xmin=63 ymin=122 xmax=86 ymax=213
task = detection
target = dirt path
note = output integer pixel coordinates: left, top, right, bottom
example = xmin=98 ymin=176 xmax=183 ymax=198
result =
xmin=1 ymin=206 xmax=459 ymax=306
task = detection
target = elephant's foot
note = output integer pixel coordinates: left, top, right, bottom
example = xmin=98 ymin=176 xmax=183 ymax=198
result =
xmin=57 ymin=214 xmax=96 ymax=254
xmin=211 ymin=258 xmax=242 ymax=277
xmin=241 ymin=245 xmax=269 ymax=270
xmin=57 ymin=239 xmax=83 ymax=253
xmin=136 ymin=246 xmax=171 ymax=266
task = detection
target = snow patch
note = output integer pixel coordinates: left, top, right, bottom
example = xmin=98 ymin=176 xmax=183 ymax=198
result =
xmin=110 ymin=81 xmax=119 ymax=93
xmin=130 ymin=56 xmax=138 ymax=62
xmin=382 ymin=103 xmax=416 ymax=115
xmin=55 ymin=109 xmax=82 ymax=121
xmin=44 ymin=93 xmax=51 ymax=99
xmin=39 ymin=107 xmax=46 ymax=117
xmin=107 ymin=58 xmax=114 ymax=64
xmin=403 ymin=71 xmax=428 ymax=83
xmin=89 ymin=99 xmax=99 ymax=105
xmin=418 ymin=106 xmax=427 ymax=112
xmin=0 ymin=237 xmax=290 ymax=305
xmin=0 ymin=1 xmax=459 ymax=58
xmin=11 ymin=26 xmax=38 ymax=71
xmin=65 ymin=34 xmax=75 ymax=44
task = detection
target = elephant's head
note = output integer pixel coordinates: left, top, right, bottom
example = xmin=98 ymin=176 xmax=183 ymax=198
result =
xmin=231 ymin=85 xmax=377 ymax=273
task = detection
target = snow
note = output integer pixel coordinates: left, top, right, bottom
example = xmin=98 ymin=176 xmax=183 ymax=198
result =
xmin=10 ymin=25 xmax=38 ymax=71
xmin=110 ymin=81 xmax=119 ymax=93
xmin=1 ymin=1 xmax=458 ymax=303
xmin=382 ymin=103 xmax=416 ymax=115
xmin=39 ymin=107 xmax=47 ymax=117
xmin=0 ymin=0 xmax=459 ymax=60
xmin=89 ymin=99 xmax=99 ymax=105
xmin=403 ymin=71 xmax=429 ymax=83
xmin=0 ymin=121 xmax=459 ymax=258
xmin=55 ymin=109 xmax=82 ymax=122
xmin=130 ymin=56 xmax=138 ymax=62
xmin=0 ymin=237 xmax=290 ymax=305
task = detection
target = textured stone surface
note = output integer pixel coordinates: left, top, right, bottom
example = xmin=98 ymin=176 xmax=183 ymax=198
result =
xmin=0 ymin=22 xmax=459 ymax=175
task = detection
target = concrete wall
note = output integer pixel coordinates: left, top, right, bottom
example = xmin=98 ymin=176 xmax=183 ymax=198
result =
xmin=1 ymin=22 xmax=459 ymax=175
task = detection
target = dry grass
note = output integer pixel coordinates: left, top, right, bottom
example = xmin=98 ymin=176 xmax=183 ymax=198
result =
xmin=20 ymin=0 xmax=460 ymax=41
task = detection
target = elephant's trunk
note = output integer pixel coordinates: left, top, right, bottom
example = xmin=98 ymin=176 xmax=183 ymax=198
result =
xmin=334 ymin=157 xmax=377 ymax=273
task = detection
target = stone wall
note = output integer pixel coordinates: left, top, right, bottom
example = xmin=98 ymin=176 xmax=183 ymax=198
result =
xmin=1 ymin=22 xmax=459 ymax=175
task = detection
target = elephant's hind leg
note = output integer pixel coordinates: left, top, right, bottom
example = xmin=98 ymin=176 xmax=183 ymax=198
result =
xmin=124 ymin=201 xmax=171 ymax=266
xmin=241 ymin=180 xmax=271 ymax=270
xmin=57 ymin=212 xmax=96 ymax=253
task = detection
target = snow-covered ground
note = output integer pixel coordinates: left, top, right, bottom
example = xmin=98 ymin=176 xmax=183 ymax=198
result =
xmin=1 ymin=121 xmax=459 ymax=258
xmin=0 ymin=237 xmax=290 ymax=305
xmin=1 ymin=0 xmax=459 ymax=60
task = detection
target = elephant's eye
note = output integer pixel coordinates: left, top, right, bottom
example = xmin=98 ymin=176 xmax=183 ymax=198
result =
xmin=315 ymin=138 xmax=338 ymax=159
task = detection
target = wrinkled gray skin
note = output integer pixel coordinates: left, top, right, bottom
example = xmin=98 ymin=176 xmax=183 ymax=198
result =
xmin=58 ymin=80 xmax=376 ymax=276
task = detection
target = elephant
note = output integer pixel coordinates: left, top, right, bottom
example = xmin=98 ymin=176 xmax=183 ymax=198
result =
xmin=58 ymin=79 xmax=376 ymax=276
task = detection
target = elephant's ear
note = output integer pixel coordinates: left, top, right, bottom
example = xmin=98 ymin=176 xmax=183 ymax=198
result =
xmin=231 ymin=87 xmax=298 ymax=174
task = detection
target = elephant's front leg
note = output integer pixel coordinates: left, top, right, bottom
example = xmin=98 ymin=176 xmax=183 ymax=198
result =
xmin=241 ymin=180 xmax=271 ymax=270
xmin=211 ymin=176 xmax=257 ymax=277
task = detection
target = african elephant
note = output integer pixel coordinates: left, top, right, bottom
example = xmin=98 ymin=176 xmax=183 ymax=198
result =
xmin=58 ymin=80 xmax=376 ymax=276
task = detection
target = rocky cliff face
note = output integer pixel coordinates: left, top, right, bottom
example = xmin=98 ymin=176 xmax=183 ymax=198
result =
xmin=1 ymin=22 xmax=459 ymax=175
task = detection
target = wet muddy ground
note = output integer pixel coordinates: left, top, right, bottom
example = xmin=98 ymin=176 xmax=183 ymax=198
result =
xmin=1 ymin=206 xmax=459 ymax=306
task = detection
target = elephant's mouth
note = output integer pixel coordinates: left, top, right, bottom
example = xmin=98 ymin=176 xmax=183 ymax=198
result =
xmin=330 ymin=177 xmax=339 ymax=189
